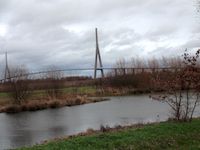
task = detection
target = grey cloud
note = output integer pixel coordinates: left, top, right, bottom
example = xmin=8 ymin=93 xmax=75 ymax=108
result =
xmin=145 ymin=25 xmax=178 ymax=41
xmin=181 ymin=38 xmax=200 ymax=50
xmin=0 ymin=1 xmax=10 ymax=13
xmin=0 ymin=0 xmax=199 ymax=73
xmin=148 ymin=46 xmax=185 ymax=58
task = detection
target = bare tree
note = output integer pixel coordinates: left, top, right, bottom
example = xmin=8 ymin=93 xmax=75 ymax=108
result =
xmin=7 ymin=65 xmax=30 ymax=104
xmin=44 ymin=66 xmax=64 ymax=99
xmin=114 ymin=58 xmax=126 ymax=76
xmin=131 ymin=57 xmax=146 ymax=68
xmin=152 ymin=49 xmax=200 ymax=121
xmin=147 ymin=57 xmax=160 ymax=68
xmin=131 ymin=57 xmax=147 ymax=74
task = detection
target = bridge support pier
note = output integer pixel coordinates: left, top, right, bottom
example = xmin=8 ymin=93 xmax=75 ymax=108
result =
xmin=94 ymin=28 xmax=104 ymax=79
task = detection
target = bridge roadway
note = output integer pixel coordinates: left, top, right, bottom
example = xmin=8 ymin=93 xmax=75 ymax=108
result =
xmin=0 ymin=67 xmax=182 ymax=82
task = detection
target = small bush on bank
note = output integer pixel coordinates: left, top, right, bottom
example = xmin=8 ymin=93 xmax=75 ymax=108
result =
xmin=152 ymin=49 xmax=200 ymax=122
xmin=6 ymin=65 xmax=31 ymax=105
xmin=44 ymin=66 xmax=65 ymax=99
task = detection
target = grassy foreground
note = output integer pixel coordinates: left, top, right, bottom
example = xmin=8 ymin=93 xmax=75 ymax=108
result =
xmin=18 ymin=118 xmax=200 ymax=150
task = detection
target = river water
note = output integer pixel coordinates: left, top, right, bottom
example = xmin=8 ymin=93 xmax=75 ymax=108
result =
xmin=0 ymin=95 xmax=199 ymax=149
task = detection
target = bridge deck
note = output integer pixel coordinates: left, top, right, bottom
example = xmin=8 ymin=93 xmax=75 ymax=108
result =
xmin=0 ymin=67 xmax=187 ymax=82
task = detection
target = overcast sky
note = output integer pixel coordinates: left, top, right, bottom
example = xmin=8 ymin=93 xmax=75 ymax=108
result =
xmin=0 ymin=0 xmax=199 ymax=71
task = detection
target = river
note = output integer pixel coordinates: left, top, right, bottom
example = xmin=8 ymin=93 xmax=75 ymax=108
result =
xmin=0 ymin=95 xmax=199 ymax=149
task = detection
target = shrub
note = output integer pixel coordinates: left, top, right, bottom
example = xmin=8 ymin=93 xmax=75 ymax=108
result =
xmin=152 ymin=49 xmax=200 ymax=121
xmin=6 ymin=65 xmax=30 ymax=104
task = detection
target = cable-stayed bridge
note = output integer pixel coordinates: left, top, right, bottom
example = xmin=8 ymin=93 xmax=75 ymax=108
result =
xmin=0 ymin=66 xmax=183 ymax=82
xmin=1 ymin=28 xmax=183 ymax=82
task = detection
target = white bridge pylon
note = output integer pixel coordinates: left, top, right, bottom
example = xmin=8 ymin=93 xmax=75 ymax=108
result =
xmin=94 ymin=28 xmax=104 ymax=79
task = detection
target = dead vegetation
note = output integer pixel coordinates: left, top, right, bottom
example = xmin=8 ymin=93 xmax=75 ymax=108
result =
xmin=152 ymin=49 xmax=200 ymax=121
xmin=1 ymin=50 xmax=200 ymax=115
xmin=0 ymin=95 xmax=108 ymax=113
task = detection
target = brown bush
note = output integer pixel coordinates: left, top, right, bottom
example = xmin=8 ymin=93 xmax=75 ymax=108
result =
xmin=152 ymin=49 xmax=200 ymax=122
xmin=6 ymin=65 xmax=31 ymax=104
xmin=44 ymin=66 xmax=64 ymax=99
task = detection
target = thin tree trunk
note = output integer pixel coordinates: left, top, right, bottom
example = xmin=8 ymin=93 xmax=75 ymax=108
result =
xmin=189 ymin=92 xmax=199 ymax=122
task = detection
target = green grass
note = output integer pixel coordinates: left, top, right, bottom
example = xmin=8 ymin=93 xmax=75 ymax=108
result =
xmin=0 ymin=86 xmax=97 ymax=99
xmin=30 ymin=86 xmax=96 ymax=96
xmin=18 ymin=118 xmax=200 ymax=150
xmin=62 ymin=86 xmax=96 ymax=94
xmin=0 ymin=92 xmax=9 ymax=98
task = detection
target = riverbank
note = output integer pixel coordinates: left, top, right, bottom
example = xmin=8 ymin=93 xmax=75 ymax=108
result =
xmin=0 ymin=95 xmax=108 ymax=113
xmin=18 ymin=118 xmax=200 ymax=150
xmin=0 ymin=86 xmax=150 ymax=113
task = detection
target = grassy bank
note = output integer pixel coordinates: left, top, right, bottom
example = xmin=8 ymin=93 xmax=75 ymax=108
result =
xmin=0 ymin=86 xmax=99 ymax=113
xmin=0 ymin=86 xmax=97 ymax=99
xmin=0 ymin=96 xmax=108 ymax=113
xmin=0 ymin=86 xmax=149 ymax=100
xmin=18 ymin=118 xmax=200 ymax=150
xmin=0 ymin=86 xmax=151 ymax=113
